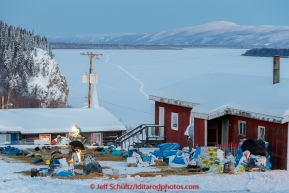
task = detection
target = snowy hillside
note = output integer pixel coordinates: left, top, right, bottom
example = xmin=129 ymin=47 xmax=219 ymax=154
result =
xmin=29 ymin=48 xmax=69 ymax=107
xmin=47 ymin=21 xmax=289 ymax=47
xmin=0 ymin=21 xmax=69 ymax=108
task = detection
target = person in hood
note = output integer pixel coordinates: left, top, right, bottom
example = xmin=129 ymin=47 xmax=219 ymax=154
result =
xmin=68 ymin=141 xmax=85 ymax=164
xmin=184 ymin=124 xmax=194 ymax=152
xmin=69 ymin=141 xmax=85 ymax=151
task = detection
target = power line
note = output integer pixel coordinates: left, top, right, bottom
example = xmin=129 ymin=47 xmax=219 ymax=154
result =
xmin=68 ymin=96 xmax=154 ymax=115
xmin=69 ymin=97 xmax=86 ymax=100
xmin=104 ymin=107 xmax=152 ymax=123
xmin=68 ymin=64 xmax=89 ymax=91
xmin=98 ymin=99 xmax=153 ymax=115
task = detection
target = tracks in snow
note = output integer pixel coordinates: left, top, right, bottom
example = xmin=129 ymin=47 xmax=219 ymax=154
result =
xmin=105 ymin=54 xmax=149 ymax=100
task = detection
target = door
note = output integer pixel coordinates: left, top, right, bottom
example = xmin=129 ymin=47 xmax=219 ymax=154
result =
xmin=11 ymin=133 xmax=18 ymax=145
xmin=91 ymin=133 xmax=102 ymax=145
xmin=207 ymin=122 xmax=218 ymax=146
xmin=158 ymin=107 xmax=165 ymax=137
xmin=222 ymin=119 xmax=229 ymax=144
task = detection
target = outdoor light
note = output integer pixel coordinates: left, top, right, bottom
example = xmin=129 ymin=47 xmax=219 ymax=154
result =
xmin=72 ymin=125 xmax=77 ymax=132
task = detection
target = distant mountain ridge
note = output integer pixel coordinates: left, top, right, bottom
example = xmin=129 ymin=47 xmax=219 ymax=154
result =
xmin=47 ymin=21 xmax=289 ymax=47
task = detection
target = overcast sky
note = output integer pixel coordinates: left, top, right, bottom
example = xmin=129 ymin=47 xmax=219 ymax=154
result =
xmin=1 ymin=0 xmax=289 ymax=36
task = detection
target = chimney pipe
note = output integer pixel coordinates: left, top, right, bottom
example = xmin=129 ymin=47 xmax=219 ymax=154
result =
xmin=273 ymin=55 xmax=280 ymax=84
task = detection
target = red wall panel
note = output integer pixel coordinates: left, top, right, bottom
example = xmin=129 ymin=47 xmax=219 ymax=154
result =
xmin=155 ymin=102 xmax=191 ymax=148
xmin=194 ymin=118 xmax=205 ymax=147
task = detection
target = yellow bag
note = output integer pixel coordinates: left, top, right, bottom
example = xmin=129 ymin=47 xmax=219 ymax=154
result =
xmin=235 ymin=165 xmax=245 ymax=172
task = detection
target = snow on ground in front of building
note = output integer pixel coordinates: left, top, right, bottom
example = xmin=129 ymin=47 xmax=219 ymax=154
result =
xmin=1 ymin=156 xmax=289 ymax=193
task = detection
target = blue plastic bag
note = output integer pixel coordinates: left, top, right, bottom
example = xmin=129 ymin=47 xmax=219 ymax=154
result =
xmin=192 ymin=146 xmax=201 ymax=159
xmin=143 ymin=156 xmax=152 ymax=162
xmin=33 ymin=158 xmax=43 ymax=164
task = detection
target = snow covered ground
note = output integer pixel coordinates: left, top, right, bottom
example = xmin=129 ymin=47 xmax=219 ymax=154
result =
xmin=53 ymin=49 xmax=289 ymax=129
xmin=1 ymin=146 xmax=289 ymax=193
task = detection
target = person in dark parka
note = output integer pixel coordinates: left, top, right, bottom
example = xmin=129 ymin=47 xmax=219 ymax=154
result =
xmin=241 ymin=139 xmax=266 ymax=156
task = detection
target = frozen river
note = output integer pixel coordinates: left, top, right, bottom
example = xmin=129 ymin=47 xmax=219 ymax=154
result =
xmin=53 ymin=49 xmax=289 ymax=129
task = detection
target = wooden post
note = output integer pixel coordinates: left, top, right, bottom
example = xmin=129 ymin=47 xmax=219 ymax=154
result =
xmin=6 ymin=88 xmax=12 ymax=109
xmin=1 ymin=96 xmax=4 ymax=109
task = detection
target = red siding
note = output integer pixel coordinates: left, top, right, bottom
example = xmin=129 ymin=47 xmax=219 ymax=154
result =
xmin=155 ymin=102 xmax=191 ymax=148
xmin=228 ymin=116 xmax=288 ymax=170
xmin=194 ymin=118 xmax=205 ymax=147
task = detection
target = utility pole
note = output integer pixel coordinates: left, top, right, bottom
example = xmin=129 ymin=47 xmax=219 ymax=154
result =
xmin=80 ymin=52 xmax=102 ymax=108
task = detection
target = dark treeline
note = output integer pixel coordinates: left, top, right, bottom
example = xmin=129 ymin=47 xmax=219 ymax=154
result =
xmin=242 ymin=48 xmax=289 ymax=58
xmin=0 ymin=20 xmax=52 ymax=108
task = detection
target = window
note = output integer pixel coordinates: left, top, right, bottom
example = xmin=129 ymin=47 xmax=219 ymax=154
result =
xmin=258 ymin=126 xmax=265 ymax=140
xmin=39 ymin=134 xmax=51 ymax=142
xmin=238 ymin=121 xmax=246 ymax=136
xmin=171 ymin=113 xmax=178 ymax=130
xmin=0 ymin=134 xmax=11 ymax=144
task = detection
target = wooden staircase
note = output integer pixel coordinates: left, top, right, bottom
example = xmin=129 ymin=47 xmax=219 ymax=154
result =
xmin=115 ymin=124 xmax=166 ymax=149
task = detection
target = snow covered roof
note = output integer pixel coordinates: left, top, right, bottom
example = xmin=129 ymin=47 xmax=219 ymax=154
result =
xmin=150 ymin=72 xmax=289 ymax=124
xmin=0 ymin=107 xmax=126 ymax=134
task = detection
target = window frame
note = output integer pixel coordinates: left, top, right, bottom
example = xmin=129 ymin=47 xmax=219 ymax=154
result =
xmin=0 ymin=134 xmax=11 ymax=144
xmin=258 ymin=126 xmax=265 ymax=140
xmin=238 ymin=120 xmax=246 ymax=137
xmin=171 ymin=112 xmax=178 ymax=130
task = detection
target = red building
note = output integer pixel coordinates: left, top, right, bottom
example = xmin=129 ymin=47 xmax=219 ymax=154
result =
xmin=149 ymin=72 xmax=289 ymax=170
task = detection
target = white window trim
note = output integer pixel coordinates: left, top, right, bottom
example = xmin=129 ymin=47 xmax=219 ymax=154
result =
xmin=171 ymin=112 xmax=178 ymax=130
xmin=258 ymin=126 xmax=265 ymax=140
xmin=238 ymin=120 xmax=246 ymax=137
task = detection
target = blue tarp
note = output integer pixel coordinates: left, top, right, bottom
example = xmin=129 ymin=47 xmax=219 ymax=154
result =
xmin=172 ymin=156 xmax=185 ymax=165
xmin=158 ymin=143 xmax=180 ymax=151
xmin=162 ymin=150 xmax=178 ymax=157
xmin=54 ymin=171 xmax=74 ymax=177
xmin=151 ymin=143 xmax=180 ymax=158
xmin=111 ymin=150 xmax=122 ymax=155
